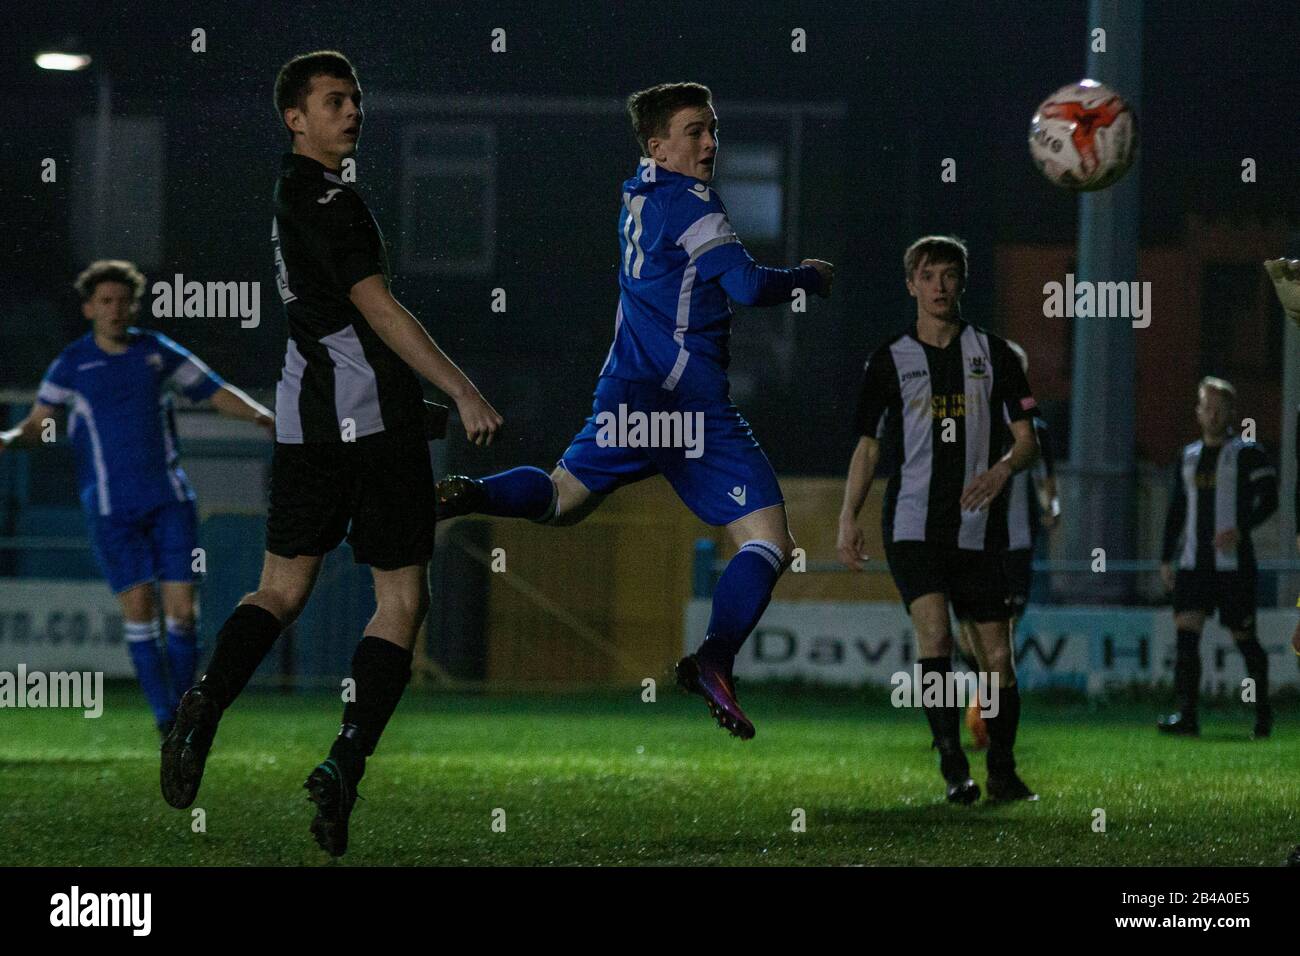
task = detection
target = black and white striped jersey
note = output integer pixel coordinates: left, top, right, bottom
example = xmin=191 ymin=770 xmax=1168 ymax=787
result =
xmin=1005 ymin=417 xmax=1053 ymax=552
xmin=270 ymin=152 xmax=424 ymax=444
xmin=1161 ymin=435 xmax=1278 ymax=572
xmin=854 ymin=321 xmax=1037 ymax=551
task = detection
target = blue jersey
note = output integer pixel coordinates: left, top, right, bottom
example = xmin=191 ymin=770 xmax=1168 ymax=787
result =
xmin=35 ymin=329 xmax=224 ymax=517
xmin=602 ymin=160 xmax=796 ymax=399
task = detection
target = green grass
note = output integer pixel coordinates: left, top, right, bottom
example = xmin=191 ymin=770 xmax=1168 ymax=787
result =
xmin=2 ymin=684 xmax=1296 ymax=866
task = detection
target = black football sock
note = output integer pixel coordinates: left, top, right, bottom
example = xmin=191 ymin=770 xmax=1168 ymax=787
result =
xmin=1173 ymin=629 xmax=1202 ymax=718
xmin=1236 ymin=634 xmax=1270 ymax=713
xmin=331 ymin=636 xmax=413 ymax=782
xmin=919 ymin=656 xmax=961 ymax=751
xmin=199 ymin=603 xmax=283 ymax=711
xmin=985 ymin=683 xmax=1021 ymax=776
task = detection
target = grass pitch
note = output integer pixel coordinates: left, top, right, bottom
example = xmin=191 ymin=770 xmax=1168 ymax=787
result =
xmin=2 ymin=683 xmax=1296 ymax=866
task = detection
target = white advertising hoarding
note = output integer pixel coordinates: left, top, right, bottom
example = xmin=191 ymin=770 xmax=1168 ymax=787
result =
xmin=684 ymin=601 xmax=1300 ymax=693
xmin=0 ymin=580 xmax=130 ymax=677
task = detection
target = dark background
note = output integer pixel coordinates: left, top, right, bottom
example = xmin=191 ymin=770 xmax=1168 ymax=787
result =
xmin=2 ymin=0 xmax=1297 ymax=477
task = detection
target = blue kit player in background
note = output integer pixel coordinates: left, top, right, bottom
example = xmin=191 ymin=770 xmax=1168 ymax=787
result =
xmin=0 ymin=260 xmax=273 ymax=735
xmin=436 ymin=82 xmax=834 ymax=738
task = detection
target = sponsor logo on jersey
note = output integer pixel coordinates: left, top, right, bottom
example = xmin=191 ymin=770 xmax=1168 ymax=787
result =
xmin=317 ymin=188 xmax=343 ymax=204
xmin=931 ymin=393 xmax=966 ymax=418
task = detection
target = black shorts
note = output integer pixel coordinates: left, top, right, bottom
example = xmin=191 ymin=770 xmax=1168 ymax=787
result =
xmin=266 ymin=427 xmax=436 ymax=570
xmin=1172 ymin=568 xmax=1256 ymax=631
xmin=884 ymin=539 xmax=1010 ymax=623
xmin=1004 ymin=549 xmax=1033 ymax=617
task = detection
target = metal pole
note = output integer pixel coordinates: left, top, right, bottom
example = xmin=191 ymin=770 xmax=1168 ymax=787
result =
xmin=1062 ymin=0 xmax=1143 ymax=602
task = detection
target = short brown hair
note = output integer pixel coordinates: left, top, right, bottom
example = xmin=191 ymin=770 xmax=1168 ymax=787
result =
xmin=626 ymin=82 xmax=712 ymax=155
xmin=273 ymin=50 xmax=358 ymax=139
xmin=903 ymin=235 xmax=969 ymax=288
xmin=74 ymin=259 xmax=145 ymax=302
xmin=1198 ymin=376 xmax=1236 ymax=407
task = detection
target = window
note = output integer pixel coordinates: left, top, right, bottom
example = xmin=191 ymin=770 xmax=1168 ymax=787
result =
xmin=400 ymin=124 xmax=496 ymax=277
xmin=716 ymin=144 xmax=782 ymax=242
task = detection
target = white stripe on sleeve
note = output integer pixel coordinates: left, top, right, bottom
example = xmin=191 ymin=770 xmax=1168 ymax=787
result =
xmin=676 ymin=213 xmax=738 ymax=261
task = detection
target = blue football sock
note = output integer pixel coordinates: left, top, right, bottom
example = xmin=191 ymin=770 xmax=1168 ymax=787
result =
xmin=478 ymin=466 xmax=556 ymax=520
xmin=698 ymin=540 xmax=785 ymax=670
xmin=125 ymin=619 xmax=175 ymax=727
xmin=165 ymin=615 xmax=200 ymax=704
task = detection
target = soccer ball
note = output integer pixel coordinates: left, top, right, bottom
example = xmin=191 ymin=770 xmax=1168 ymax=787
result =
xmin=1029 ymin=79 xmax=1137 ymax=191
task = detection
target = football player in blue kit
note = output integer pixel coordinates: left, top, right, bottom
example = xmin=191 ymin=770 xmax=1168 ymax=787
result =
xmin=0 ymin=260 xmax=273 ymax=735
xmin=436 ymin=82 xmax=834 ymax=738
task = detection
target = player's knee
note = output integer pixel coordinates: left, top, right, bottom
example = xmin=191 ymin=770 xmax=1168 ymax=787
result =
xmin=983 ymin=643 xmax=1014 ymax=677
xmin=376 ymin=588 xmax=428 ymax=631
xmin=546 ymin=467 xmax=595 ymax=526
xmin=915 ymin=629 xmax=953 ymax=657
xmin=118 ymin=588 xmax=155 ymax=621
xmin=162 ymin=596 xmax=196 ymax=627
xmin=244 ymin=586 xmax=307 ymax=626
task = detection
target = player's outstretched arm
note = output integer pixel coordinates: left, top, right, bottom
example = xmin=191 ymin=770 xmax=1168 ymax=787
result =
xmin=836 ymin=434 xmax=880 ymax=570
xmin=716 ymin=257 xmax=833 ymax=307
xmin=208 ymin=384 xmax=274 ymax=434
xmin=1264 ymin=258 xmax=1300 ymax=325
xmin=0 ymin=402 xmax=62 ymax=454
xmin=349 ymin=275 xmax=503 ymax=446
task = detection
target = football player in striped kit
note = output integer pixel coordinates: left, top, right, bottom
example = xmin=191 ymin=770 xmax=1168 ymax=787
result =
xmin=160 ymin=52 xmax=502 ymax=856
xmin=960 ymin=341 xmax=1059 ymax=750
xmin=838 ymin=236 xmax=1040 ymax=803
xmin=1157 ymin=377 xmax=1277 ymax=738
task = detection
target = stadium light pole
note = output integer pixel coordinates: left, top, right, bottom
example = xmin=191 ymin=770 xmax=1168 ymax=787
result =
xmin=35 ymin=45 xmax=111 ymax=258
xmin=1061 ymin=0 xmax=1143 ymax=603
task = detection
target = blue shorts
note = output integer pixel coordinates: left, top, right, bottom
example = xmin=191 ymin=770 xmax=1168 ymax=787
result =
xmin=86 ymin=498 xmax=199 ymax=594
xmin=558 ymin=376 xmax=783 ymax=527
